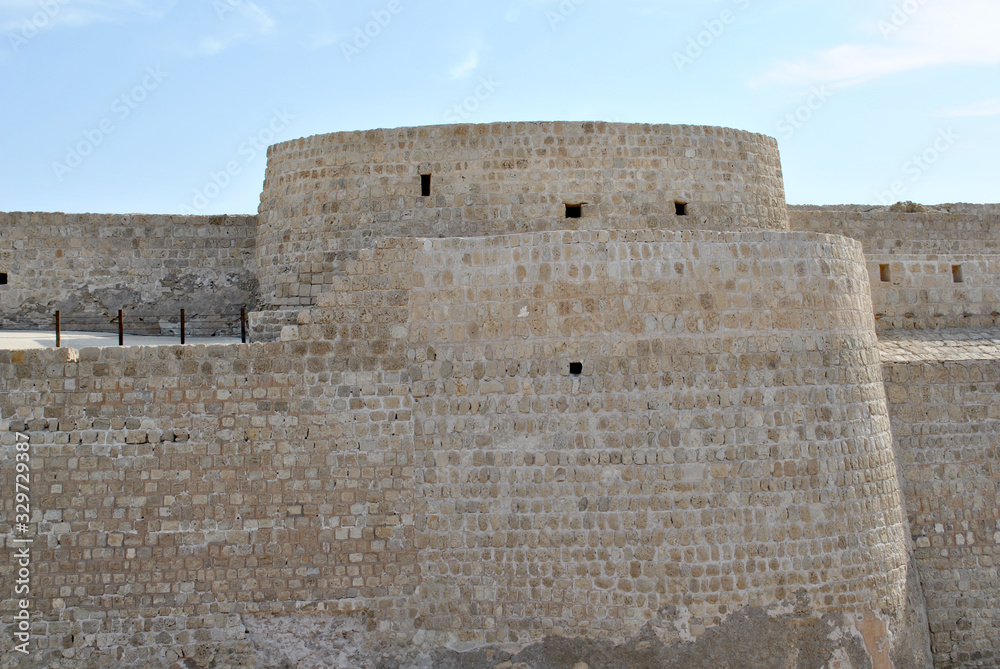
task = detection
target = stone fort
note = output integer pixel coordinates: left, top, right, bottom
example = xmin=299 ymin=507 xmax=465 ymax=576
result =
xmin=1 ymin=121 xmax=999 ymax=668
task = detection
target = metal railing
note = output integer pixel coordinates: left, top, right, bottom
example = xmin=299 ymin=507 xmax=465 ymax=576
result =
xmin=48 ymin=307 xmax=250 ymax=347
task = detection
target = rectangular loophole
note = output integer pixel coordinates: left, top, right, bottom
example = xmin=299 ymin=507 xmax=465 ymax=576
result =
xmin=420 ymin=174 xmax=431 ymax=197
xmin=565 ymin=204 xmax=582 ymax=219
xmin=0 ymin=273 xmax=6 ymax=285
xmin=879 ymin=264 xmax=891 ymax=283
xmin=675 ymin=201 xmax=688 ymax=216
xmin=952 ymin=264 xmax=964 ymax=283
xmin=569 ymin=362 xmax=583 ymax=376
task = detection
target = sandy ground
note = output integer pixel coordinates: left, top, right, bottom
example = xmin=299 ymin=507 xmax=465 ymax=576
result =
xmin=0 ymin=330 xmax=242 ymax=350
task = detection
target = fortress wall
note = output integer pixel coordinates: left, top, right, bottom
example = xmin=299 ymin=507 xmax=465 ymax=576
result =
xmin=0 ymin=339 xmax=416 ymax=668
xmin=299 ymin=229 xmax=917 ymax=661
xmin=867 ymin=256 xmax=1000 ymax=331
xmin=0 ymin=212 xmax=258 ymax=336
xmin=882 ymin=352 xmax=1000 ymax=668
xmin=0 ymin=228 xmax=931 ymax=667
xmin=789 ymin=205 xmax=1000 ymax=254
xmin=790 ymin=206 xmax=1000 ymax=332
xmin=256 ymin=122 xmax=789 ymax=309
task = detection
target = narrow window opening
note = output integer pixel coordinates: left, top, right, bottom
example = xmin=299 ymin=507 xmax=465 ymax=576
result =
xmin=0 ymin=273 xmax=7 ymax=285
xmin=565 ymin=204 xmax=582 ymax=219
xmin=675 ymin=201 xmax=688 ymax=216
xmin=420 ymin=174 xmax=431 ymax=197
xmin=879 ymin=264 xmax=891 ymax=283
xmin=569 ymin=362 xmax=583 ymax=375
xmin=952 ymin=265 xmax=964 ymax=283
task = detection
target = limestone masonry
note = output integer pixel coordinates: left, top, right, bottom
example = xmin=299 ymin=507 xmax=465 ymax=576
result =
xmin=1 ymin=122 xmax=998 ymax=668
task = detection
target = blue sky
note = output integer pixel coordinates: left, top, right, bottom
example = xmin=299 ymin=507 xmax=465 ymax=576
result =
xmin=0 ymin=0 xmax=997 ymax=215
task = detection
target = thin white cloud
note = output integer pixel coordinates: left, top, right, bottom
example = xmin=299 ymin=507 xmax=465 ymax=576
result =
xmin=293 ymin=0 xmax=342 ymax=52
xmin=0 ymin=0 xmax=173 ymax=32
xmin=194 ymin=36 xmax=229 ymax=57
xmin=752 ymin=0 xmax=1000 ymax=89
xmin=940 ymin=98 xmax=1000 ymax=118
xmin=620 ymin=0 xmax=685 ymax=19
xmin=303 ymin=30 xmax=342 ymax=52
xmin=448 ymin=51 xmax=479 ymax=80
xmin=190 ymin=1 xmax=275 ymax=57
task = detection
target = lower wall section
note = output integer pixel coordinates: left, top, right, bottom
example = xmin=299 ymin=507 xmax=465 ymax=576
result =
xmin=884 ymin=354 xmax=1000 ymax=668
xmin=0 ymin=342 xmax=416 ymax=667
xmin=0 ymin=228 xmax=931 ymax=667
xmin=405 ymin=334 xmax=908 ymax=646
xmin=0 ymin=340 xmax=923 ymax=669
xmin=209 ymin=607 xmax=901 ymax=668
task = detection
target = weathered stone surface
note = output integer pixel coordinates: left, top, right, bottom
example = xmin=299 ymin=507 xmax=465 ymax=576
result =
xmin=243 ymin=614 xmax=374 ymax=668
xmin=429 ymin=603 xmax=877 ymax=669
xmin=0 ymin=213 xmax=256 ymax=336
xmin=0 ymin=229 xmax=918 ymax=667
xmin=879 ymin=328 xmax=1000 ymax=362
xmin=11 ymin=122 xmax=1000 ymax=667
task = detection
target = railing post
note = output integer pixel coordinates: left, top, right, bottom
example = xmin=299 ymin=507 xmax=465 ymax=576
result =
xmin=118 ymin=310 xmax=124 ymax=346
xmin=55 ymin=311 xmax=61 ymax=348
xmin=241 ymin=307 xmax=247 ymax=344
xmin=180 ymin=309 xmax=186 ymax=345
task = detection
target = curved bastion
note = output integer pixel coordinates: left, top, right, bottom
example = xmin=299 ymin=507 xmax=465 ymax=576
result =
xmin=292 ymin=228 xmax=916 ymax=662
xmin=256 ymin=121 xmax=788 ymax=308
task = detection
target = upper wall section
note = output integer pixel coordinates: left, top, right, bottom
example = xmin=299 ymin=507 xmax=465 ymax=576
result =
xmin=0 ymin=212 xmax=257 ymax=336
xmin=789 ymin=204 xmax=1000 ymax=255
xmin=256 ymin=122 xmax=789 ymax=308
xmin=790 ymin=205 xmax=1000 ymax=331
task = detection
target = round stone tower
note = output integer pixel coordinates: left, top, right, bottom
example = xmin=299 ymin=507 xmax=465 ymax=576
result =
xmin=247 ymin=121 xmax=923 ymax=665
xmin=256 ymin=121 xmax=788 ymax=309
